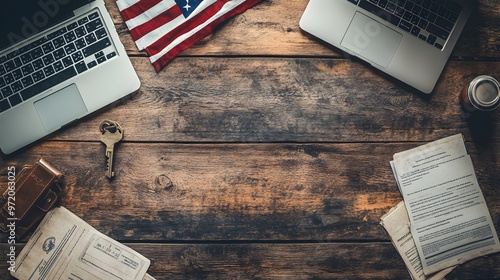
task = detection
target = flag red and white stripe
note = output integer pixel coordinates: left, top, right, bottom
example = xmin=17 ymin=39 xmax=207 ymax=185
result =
xmin=116 ymin=0 xmax=262 ymax=71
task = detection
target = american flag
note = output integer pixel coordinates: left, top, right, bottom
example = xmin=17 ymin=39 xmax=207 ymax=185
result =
xmin=116 ymin=0 xmax=263 ymax=71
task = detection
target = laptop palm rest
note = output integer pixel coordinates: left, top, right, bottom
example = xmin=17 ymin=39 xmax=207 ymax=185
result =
xmin=341 ymin=12 xmax=402 ymax=68
xmin=34 ymin=84 xmax=88 ymax=131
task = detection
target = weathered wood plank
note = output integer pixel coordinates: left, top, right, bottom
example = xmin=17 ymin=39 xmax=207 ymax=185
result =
xmin=105 ymin=0 xmax=500 ymax=59
xmin=1 ymin=142 xmax=498 ymax=241
xmin=1 ymin=243 xmax=499 ymax=279
xmin=28 ymin=57 xmax=500 ymax=143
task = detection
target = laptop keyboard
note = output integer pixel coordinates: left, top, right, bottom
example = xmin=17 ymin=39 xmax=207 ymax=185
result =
xmin=347 ymin=0 xmax=462 ymax=50
xmin=0 ymin=10 xmax=117 ymax=114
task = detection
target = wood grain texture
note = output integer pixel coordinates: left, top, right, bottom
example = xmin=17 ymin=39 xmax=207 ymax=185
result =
xmin=1 ymin=243 xmax=499 ymax=279
xmin=17 ymin=57 xmax=500 ymax=143
xmin=1 ymin=142 xmax=498 ymax=242
xmin=1 ymin=0 xmax=499 ymax=279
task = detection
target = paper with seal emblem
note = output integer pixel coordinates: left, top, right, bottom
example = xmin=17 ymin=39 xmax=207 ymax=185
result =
xmin=391 ymin=134 xmax=500 ymax=275
xmin=11 ymin=207 xmax=154 ymax=280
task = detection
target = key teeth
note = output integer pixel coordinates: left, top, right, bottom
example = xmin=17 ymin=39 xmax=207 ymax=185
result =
xmin=106 ymin=153 xmax=114 ymax=178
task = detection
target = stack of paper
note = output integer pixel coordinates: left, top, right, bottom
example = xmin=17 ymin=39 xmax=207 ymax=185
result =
xmin=11 ymin=207 xmax=155 ymax=280
xmin=382 ymin=134 xmax=500 ymax=279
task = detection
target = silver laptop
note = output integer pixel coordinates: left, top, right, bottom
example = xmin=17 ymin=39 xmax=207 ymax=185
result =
xmin=300 ymin=0 xmax=472 ymax=94
xmin=0 ymin=0 xmax=140 ymax=155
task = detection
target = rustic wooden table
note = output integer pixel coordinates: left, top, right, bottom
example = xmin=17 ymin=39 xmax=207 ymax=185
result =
xmin=1 ymin=0 xmax=499 ymax=279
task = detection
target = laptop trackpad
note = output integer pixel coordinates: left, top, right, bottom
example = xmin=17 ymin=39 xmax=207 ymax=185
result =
xmin=341 ymin=12 xmax=402 ymax=68
xmin=34 ymin=84 xmax=88 ymax=131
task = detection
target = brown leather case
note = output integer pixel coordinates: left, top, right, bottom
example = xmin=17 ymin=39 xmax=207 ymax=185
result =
xmin=0 ymin=158 xmax=63 ymax=238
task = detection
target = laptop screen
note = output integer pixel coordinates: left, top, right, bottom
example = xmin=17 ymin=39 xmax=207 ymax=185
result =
xmin=0 ymin=0 xmax=93 ymax=51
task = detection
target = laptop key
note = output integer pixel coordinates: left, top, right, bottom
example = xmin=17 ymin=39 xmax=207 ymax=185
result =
xmin=53 ymin=36 xmax=66 ymax=48
xmin=89 ymin=11 xmax=99 ymax=20
xmin=62 ymin=56 xmax=73 ymax=68
xmin=427 ymin=34 xmax=437 ymax=45
xmin=437 ymin=6 xmax=447 ymax=17
xmin=85 ymin=33 xmax=97 ymax=45
xmin=5 ymin=50 xmax=18 ymax=60
xmin=13 ymin=58 xmax=22 ymax=68
xmin=378 ymin=0 xmax=387 ymax=8
xmin=43 ymin=65 xmax=55 ymax=77
xmin=12 ymin=69 xmax=23 ymax=80
xmin=54 ymin=48 xmax=66 ymax=60
xmin=33 ymin=70 xmax=45 ymax=82
xmin=78 ymin=17 xmax=89 ymax=25
xmin=399 ymin=20 xmax=412 ymax=32
xmin=64 ymin=31 xmax=77 ymax=43
xmin=448 ymin=12 xmax=458 ymax=23
xmin=95 ymin=28 xmax=107 ymax=40
xmin=1 ymin=86 xmax=13 ymax=98
xmin=427 ymin=12 xmax=437 ymax=23
xmin=411 ymin=26 xmax=421 ymax=36
xmin=0 ymin=99 xmax=10 ymax=113
xmin=106 ymin=52 xmax=117 ymax=60
xmin=97 ymin=56 xmax=107 ymax=64
xmin=411 ymin=14 xmax=420 ymax=25
xmin=42 ymin=53 xmax=55 ymax=65
xmin=435 ymin=16 xmax=453 ymax=32
xmin=64 ymin=42 xmax=77 ymax=55
xmin=75 ymin=61 xmax=87 ymax=74
xmin=47 ymin=27 xmax=67 ymax=40
xmin=430 ymin=3 xmax=439 ymax=13
xmin=403 ymin=11 xmax=412 ymax=21
xmin=20 ymin=67 xmax=77 ymax=101
xmin=42 ymin=42 xmax=55 ymax=54
xmin=88 ymin=61 xmax=98 ymax=69
xmin=21 ymin=76 xmax=34 ymax=88
xmin=4 ymin=73 xmax=14 ymax=84
xmin=75 ymin=38 xmax=87 ymax=49
xmin=33 ymin=47 xmax=44 ymax=59
xmin=75 ymin=26 xmax=87 ymax=38
xmin=11 ymin=81 xmax=23 ymax=93
xmin=422 ymin=0 xmax=432 ymax=9
xmin=83 ymin=38 xmax=111 ymax=57
xmin=33 ymin=59 xmax=44 ymax=70
xmin=444 ymin=0 xmax=462 ymax=13
xmin=4 ymin=60 xmax=16 ymax=72
xmin=86 ymin=18 xmax=104 ymax=32
xmin=72 ymin=51 xmax=84 ymax=63
xmin=418 ymin=19 xmax=428 ymax=29
xmin=21 ymin=64 xmax=34 ymax=76
xmin=68 ymin=22 xmax=79 ymax=30
xmin=9 ymin=94 xmax=22 ymax=107
xmin=420 ymin=9 xmax=430 ymax=19
xmin=427 ymin=23 xmax=449 ymax=40
xmin=386 ymin=2 xmax=396 ymax=13
xmin=54 ymin=61 xmax=64 ymax=72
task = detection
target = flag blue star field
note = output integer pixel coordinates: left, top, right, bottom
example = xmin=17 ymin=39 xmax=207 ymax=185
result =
xmin=116 ymin=0 xmax=263 ymax=71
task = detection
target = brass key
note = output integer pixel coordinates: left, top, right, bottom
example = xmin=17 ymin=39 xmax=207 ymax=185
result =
xmin=100 ymin=120 xmax=123 ymax=178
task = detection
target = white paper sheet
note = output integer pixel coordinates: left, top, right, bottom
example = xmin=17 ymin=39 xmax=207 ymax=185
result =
xmin=392 ymin=134 xmax=500 ymax=275
xmin=381 ymin=201 xmax=456 ymax=280
xmin=11 ymin=207 xmax=151 ymax=280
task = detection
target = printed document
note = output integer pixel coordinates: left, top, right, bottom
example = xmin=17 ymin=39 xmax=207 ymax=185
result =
xmin=380 ymin=201 xmax=455 ymax=280
xmin=11 ymin=207 xmax=151 ymax=280
xmin=392 ymin=134 xmax=500 ymax=275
